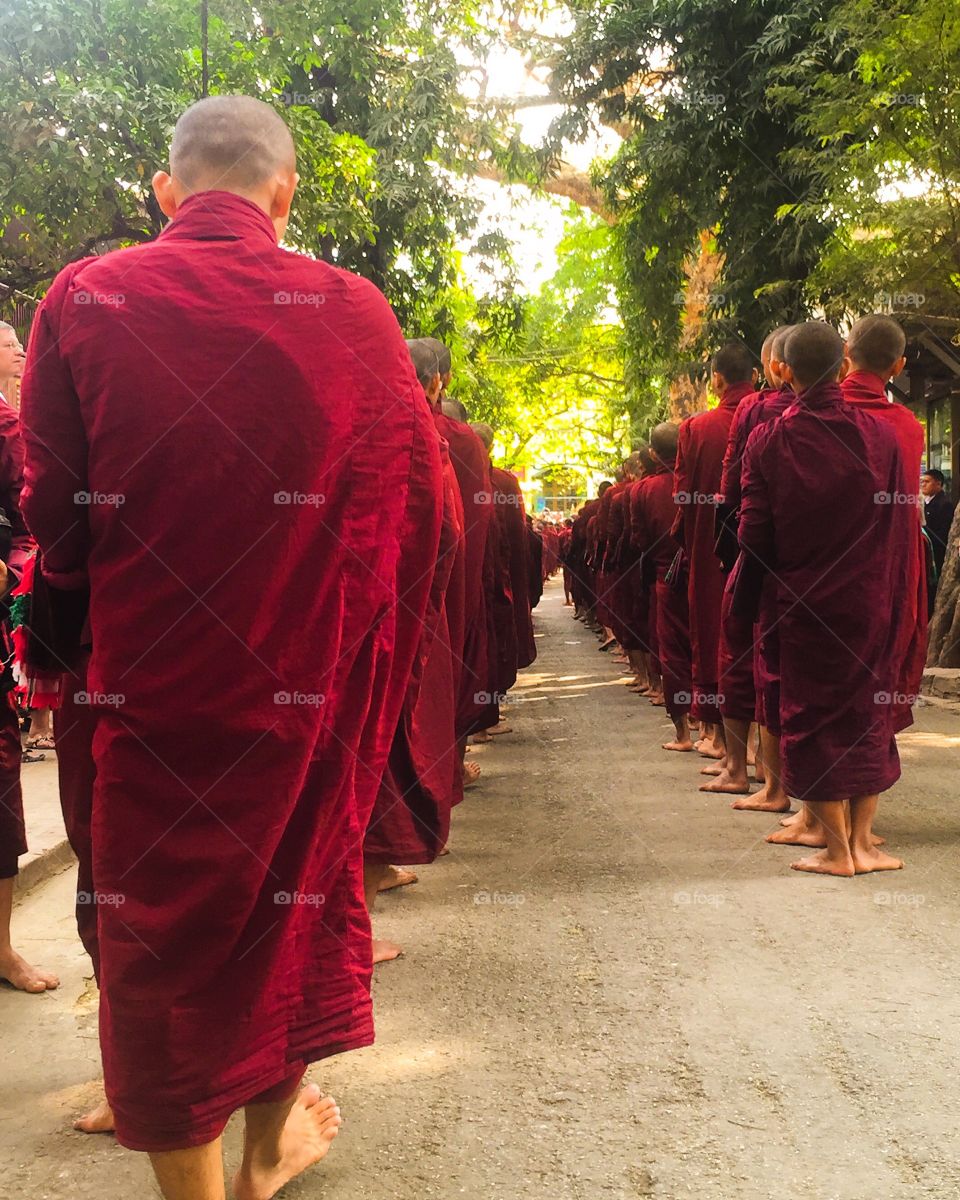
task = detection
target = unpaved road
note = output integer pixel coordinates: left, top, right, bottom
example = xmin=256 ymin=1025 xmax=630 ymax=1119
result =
xmin=3 ymin=577 xmax=960 ymax=1199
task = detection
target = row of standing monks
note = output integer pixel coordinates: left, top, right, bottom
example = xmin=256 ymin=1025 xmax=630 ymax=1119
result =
xmin=563 ymin=317 xmax=927 ymax=879
xmin=1 ymin=93 xmax=564 ymax=1200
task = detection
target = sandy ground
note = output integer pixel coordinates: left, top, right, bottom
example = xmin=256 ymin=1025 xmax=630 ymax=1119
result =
xmin=2 ymin=576 xmax=960 ymax=1199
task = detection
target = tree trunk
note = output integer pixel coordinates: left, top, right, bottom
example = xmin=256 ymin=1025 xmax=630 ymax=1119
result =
xmin=927 ymin=503 xmax=960 ymax=666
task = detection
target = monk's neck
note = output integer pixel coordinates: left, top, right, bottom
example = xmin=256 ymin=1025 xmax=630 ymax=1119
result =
xmin=720 ymin=380 xmax=755 ymax=408
xmin=841 ymin=369 xmax=890 ymax=401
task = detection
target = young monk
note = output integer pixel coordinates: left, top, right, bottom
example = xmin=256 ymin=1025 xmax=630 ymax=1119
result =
xmin=633 ymin=422 xmax=695 ymax=751
xmin=706 ymin=326 xmax=793 ymax=800
xmin=363 ymin=339 xmax=463 ymax=963
xmin=674 ymin=343 xmax=759 ymax=764
xmin=771 ymin=315 xmax=925 ymax=846
xmin=21 ymin=95 xmax=444 ymax=1198
xmin=738 ymin=322 xmax=914 ymax=875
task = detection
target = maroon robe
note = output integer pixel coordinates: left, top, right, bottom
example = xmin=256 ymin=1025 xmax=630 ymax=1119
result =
xmin=674 ymin=382 xmax=755 ymax=721
xmin=435 ymin=413 xmax=494 ymax=736
xmin=717 ymin=387 xmax=792 ymax=723
xmin=491 ymin=466 xmax=536 ymax=674
xmin=738 ymin=381 xmax=914 ymax=800
xmin=20 ymin=191 xmax=444 ymax=1152
xmin=633 ymin=467 xmax=691 ymax=719
xmin=841 ymin=371 xmax=927 ymax=731
xmin=0 ymin=395 xmax=33 ymax=879
xmin=364 ymin=442 xmax=462 ymax=864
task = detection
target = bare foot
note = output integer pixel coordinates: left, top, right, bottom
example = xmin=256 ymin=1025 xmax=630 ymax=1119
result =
xmin=852 ymin=846 xmax=903 ymax=874
xmin=766 ymin=826 xmax=826 ymax=848
xmin=377 ymin=866 xmax=418 ymax=893
xmin=699 ymin=762 xmax=724 ymax=776
xmin=74 ymin=1097 xmax=115 ymax=1135
xmin=731 ymin=791 xmax=792 ymax=813
xmin=463 ymin=761 xmax=481 ymax=789
xmin=699 ymin=769 xmax=750 ymax=795
xmin=372 ymin=938 xmax=403 ymax=964
xmin=662 ymin=739 xmax=694 ymax=752
xmin=0 ymin=949 xmax=60 ymax=993
xmin=790 ymin=849 xmax=855 ymax=877
xmin=488 ymin=723 xmax=512 ymax=736
xmin=697 ymin=743 xmax=725 ymax=760
xmin=780 ymin=810 xmax=803 ymax=827
xmin=648 ymin=693 xmax=665 ymax=706
xmin=472 ymin=731 xmax=491 ymax=744
xmin=233 ymin=1086 xmax=342 ymax=1200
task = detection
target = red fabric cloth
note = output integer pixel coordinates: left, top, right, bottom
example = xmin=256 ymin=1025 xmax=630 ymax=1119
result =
xmin=739 ymin=381 xmax=915 ymax=801
xmin=434 ymin=414 xmax=494 ymax=737
xmin=717 ymin=386 xmax=793 ymax=723
xmin=20 ymin=191 xmax=444 ymax=1152
xmin=841 ymin=371 xmax=927 ymax=731
xmin=674 ymin=382 xmax=755 ymax=721
xmin=633 ymin=469 xmax=691 ymax=717
xmin=365 ymin=442 xmax=462 ymax=863
xmin=491 ymin=467 xmax=536 ymax=673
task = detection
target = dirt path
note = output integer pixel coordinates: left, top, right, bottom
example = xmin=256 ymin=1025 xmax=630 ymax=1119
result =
xmin=3 ymin=577 xmax=960 ymax=1199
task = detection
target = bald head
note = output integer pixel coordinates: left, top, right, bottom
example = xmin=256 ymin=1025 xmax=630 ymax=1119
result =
xmin=846 ymin=314 xmax=907 ymax=377
xmin=712 ymin=341 xmax=755 ymax=386
xmin=442 ymin=397 xmax=468 ymax=422
xmin=470 ymin=422 xmax=494 ymax=450
xmin=421 ymin=337 xmax=452 ymax=379
xmin=169 ymin=96 xmax=296 ymax=194
xmin=598 ymin=480 xmax=613 ymax=497
xmin=650 ymin=421 xmax=680 ymax=466
xmin=783 ymin=322 xmax=844 ymax=391
xmin=406 ymin=339 xmax=441 ymax=389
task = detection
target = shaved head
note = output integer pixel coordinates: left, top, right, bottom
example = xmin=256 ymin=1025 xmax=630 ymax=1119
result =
xmin=441 ymin=397 xmax=468 ymax=421
xmin=421 ymin=337 xmax=452 ymax=378
xmin=470 ymin=422 xmax=494 ymax=450
xmin=650 ymin=421 xmax=680 ymax=465
xmin=783 ymin=322 xmax=844 ymax=391
xmin=598 ymin=480 xmax=613 ymax=497
xmin=170 ymin=95 xmax=296 ymax=193
xmin=712 ymin=341 xmax=755 ymax=384
xmin=770 ymin=324 xmax=795 ymax=362
xmin=405 ymin=338 xmax=440 ymax=388
xmin=846 ymin=314 xmax=907 ymax=376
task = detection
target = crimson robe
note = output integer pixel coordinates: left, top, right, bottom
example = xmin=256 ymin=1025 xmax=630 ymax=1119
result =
xmin=435 ymin=413 xmax=494 ymax=736
xmin=633 ymin=467 xmax=691 ymax=718
xmin=364 ymin=441 xmax=462 ymax=864
xmin=841 ymin=371 xmax=927 ymax=731
xmin=491 ymin=466 xmax=536 ymax=674
xmin=674 ymin=381 xmax=755 ymax=721
xmin=20 ymin=191 xmax=443 ymax=1152
xmin=716 ymin=387 xmax=791 ymax=723
xmin=0 ymin=394 xmax=33 ymax=879
xmin=738 ymin=381 xmax=914 ymax=800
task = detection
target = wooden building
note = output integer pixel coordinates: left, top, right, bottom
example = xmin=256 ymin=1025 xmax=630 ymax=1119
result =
xmin=893 ymin=315 xmax=960 ymax=501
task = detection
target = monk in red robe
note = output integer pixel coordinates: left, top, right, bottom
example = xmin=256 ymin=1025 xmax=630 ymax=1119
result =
xmin=20 ymin=96 xmax=443 ymax=1199
xmin=769 ymin=314 xmax=926 ymax=848
xmin=707 ymin=327 xmax=792 ymax=800
xmin=674 ymin=343 xmax=758 ymax=762
xmin=0 ymin=367 xmax=59 ymax=993
xmin=363 ymin=339 xmax=462 ymax=963
xmin=739 ymin=322 xmax=913 ymax=876
xmin=633 ymin=423 xmax=693 ymax=750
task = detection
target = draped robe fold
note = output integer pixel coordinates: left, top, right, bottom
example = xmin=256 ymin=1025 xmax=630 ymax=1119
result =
xmin=20 ymin=191 xmax=444 ymax=1152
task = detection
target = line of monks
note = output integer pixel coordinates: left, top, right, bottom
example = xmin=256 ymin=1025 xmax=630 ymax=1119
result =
xmin=2 ymin=94 xmax=567 ymax=1200
xmin=564 ymin=318 xmax=926 ymax=881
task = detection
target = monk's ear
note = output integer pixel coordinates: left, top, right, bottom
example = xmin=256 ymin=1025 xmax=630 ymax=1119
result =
xmin=426 ymin=373 xmax=442 ymax=402
xmin=152 ymin=171 xmax=179 ymax=219
xmin=780 ymin=362 xmax=796 ymax=388
xmin=891 ymin=354 xmax=907 ymax=379
xmin=271 ymin=171 xmax=299 ymax=222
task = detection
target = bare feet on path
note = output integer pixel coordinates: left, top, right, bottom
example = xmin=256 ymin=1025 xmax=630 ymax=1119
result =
xmin=791 ymin=849 xmax=855 ymax=877
xmin=377 ymin=866 xmax=418 ymax=893
xmin=372 ymin=938 xmax=403 ymax=964
xmin=233 ymin=1087 xmax=342 ymax=1200
xmin=0 ymin=948 xmax=59 ymax=993
xmin=663 ymin=739 xmax=694 ymax=752
xmin=731 ymin=788 xmax=792 ymax=813
xmin=74 ymin=1096 xmax=115 ymax=1135
xmin=698 ymin=768 xmax=750 ymax=795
